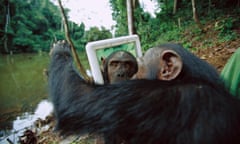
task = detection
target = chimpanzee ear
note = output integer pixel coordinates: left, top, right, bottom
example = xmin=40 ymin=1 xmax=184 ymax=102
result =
xmin=101 ymin=57 xmax=106 ymax=66
xmin=158 ymin=50 xmax=183 ymax=80
xmin=100 ymin=57 xmax=106 ymax=73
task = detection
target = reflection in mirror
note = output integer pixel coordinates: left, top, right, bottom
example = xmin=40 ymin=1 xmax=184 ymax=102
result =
xmin=99 ymin=46 xmax=138 ymax=84
xmin=86 ymin=35 xmax=142 ymax=84
xmin=96 ymin=42 xmax=136 ymax=62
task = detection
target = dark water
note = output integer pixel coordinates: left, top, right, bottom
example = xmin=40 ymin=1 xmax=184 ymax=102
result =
xmin=0 ymin=52 xmax=90 ymax=143
xmin=0 ymin=53 xmax=52 ymax=143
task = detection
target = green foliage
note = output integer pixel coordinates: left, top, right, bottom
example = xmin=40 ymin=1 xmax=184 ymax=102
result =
xmin=215 ymin=17 xmax=239 ymax=41
xmin=96 ymin=43 xmax=136 ymax=62
xmin=109 ymin=0 xmax=128 ymax=36
xmin=0 ymin=0 xmax=111 ymax=54
xmin=1 ymin=0 xmax=239 ymax=54
xmin=84 ymin=26 xmax=112 ymax=42
xmin=0 ymin=0 xmax=62 ymax=53
xmin=182 ymin=42 xmax=193 ymax=50
xmin=110 ymin=0 xmax=239 ymax=52
xmin=69 ymin=22 xmax=86 ymax=51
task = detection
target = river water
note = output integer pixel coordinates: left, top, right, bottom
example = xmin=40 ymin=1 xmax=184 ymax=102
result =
xmin=0 ymin=51 xmax=91 ymax=143
xmin=0 ymin=53 xmax=52 ymax=143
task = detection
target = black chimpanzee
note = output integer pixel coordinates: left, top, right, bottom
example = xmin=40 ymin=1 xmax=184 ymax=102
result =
xmin=48 ymin=40 xmax=240 ymax=144
xmin=132 ymin=43 xmax=222 ymax=83
xmin=101 ymin=50 xmax=138 ymax=84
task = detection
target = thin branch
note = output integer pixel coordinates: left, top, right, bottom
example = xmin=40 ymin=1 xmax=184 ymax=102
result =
xmin=191 ymin=0 xmax=204 ymax=31
xmin=57 ymin=0 xmax=92 ymax=83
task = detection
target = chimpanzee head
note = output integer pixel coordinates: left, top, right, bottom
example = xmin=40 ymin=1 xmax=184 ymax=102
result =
xmin=133 ymin=46 xmax=182 ymax=81
xmin=102 ymin=50 xmax=138 ymax=84
xmin=133 ymin=43 xmax=221 ymax=83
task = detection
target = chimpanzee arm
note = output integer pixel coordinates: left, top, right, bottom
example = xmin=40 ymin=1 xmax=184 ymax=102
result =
xmin=49 ymin=41 xmax=127 ymax=140
xmin=48 ymin=41 xmax=97 ymax=134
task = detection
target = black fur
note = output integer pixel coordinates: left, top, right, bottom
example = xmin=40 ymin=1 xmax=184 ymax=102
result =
xmin=48 ymin=41 xmax=240 ymax=144
xmin=148 ymin=43 xmax=223 ymax=84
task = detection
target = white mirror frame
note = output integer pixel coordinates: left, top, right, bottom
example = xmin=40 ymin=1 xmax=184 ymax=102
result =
xmin=86 ymin=34 xmax=142 ymax=84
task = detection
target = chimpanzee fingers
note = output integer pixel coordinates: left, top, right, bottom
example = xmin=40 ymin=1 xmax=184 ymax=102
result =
xmin=49 ymin=40 xmax=71 ymax=57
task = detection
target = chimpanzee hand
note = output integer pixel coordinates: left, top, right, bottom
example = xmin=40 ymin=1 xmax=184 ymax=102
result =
xmin=49 ymin=40 xmax=72 ymax=59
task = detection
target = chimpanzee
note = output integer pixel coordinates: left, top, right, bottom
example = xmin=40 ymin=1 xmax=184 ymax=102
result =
xmin=48 ymin=41 xmax=240 ymax=144
xmin=132 ymin=43 xmax=222 ymax=84
xmin=101 ymin=50 xmax=138 ymax=84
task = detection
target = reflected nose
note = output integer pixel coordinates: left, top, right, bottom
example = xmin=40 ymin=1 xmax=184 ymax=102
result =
xmin=117 ymin=73 xmax=125 ymax=77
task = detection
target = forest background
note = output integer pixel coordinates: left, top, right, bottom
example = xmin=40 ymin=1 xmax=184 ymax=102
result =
xmin=0 ymin=0 xmax=239 ymax=53
xmin=0 ymin=0 xmax=240 ymax=71
xmin=0 ymin=0 xmax=239 ymax=143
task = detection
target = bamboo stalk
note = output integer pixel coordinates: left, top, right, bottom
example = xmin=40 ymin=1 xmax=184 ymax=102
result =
xmin=57 ymin=0 xmax=92 ymax=83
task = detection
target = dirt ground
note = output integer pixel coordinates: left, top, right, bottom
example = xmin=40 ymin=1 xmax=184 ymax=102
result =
xmin=183 ymin=21 xmax=240 ymax=72
xmin=193 ymin=39 xmax=239 ymax=73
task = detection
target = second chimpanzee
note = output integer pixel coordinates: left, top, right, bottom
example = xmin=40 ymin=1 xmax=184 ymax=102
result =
xmin=101 ymin=50 xmax=138 ymax=84
xmin=132 ymin=43 xmax=222 ymax=84
xmin=48 ymin=41 xmax=240 ymax=144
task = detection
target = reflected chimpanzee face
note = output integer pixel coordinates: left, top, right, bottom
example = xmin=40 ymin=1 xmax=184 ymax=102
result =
xmin=105 ymin=51 xmax=138 ymax=84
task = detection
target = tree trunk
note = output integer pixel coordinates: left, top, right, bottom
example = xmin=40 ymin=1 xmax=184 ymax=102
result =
xmin=4 ymin=1 xmax=10 ymax=53
xmin=208 ymin=0 xmax=211 ymax=14
xmin=165 ymin=0 xmax=168 ymax=11
xmin=191 ymin=0 xmax=203 ymax=30
xmin=173 ymin=0 xmax=178 ymax=14
xmin=127 ymin=0 xmax=136 ymax=35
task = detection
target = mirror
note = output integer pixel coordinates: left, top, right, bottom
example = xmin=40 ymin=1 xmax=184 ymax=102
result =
xmin=86 ymin=35 xmax=142 ymax=84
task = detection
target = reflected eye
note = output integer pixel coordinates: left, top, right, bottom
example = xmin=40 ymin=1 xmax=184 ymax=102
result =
xmin=124 ymin=61 xmax=133 ymax=69
xmin=110 ymin=61 xmax=119 ymax=67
